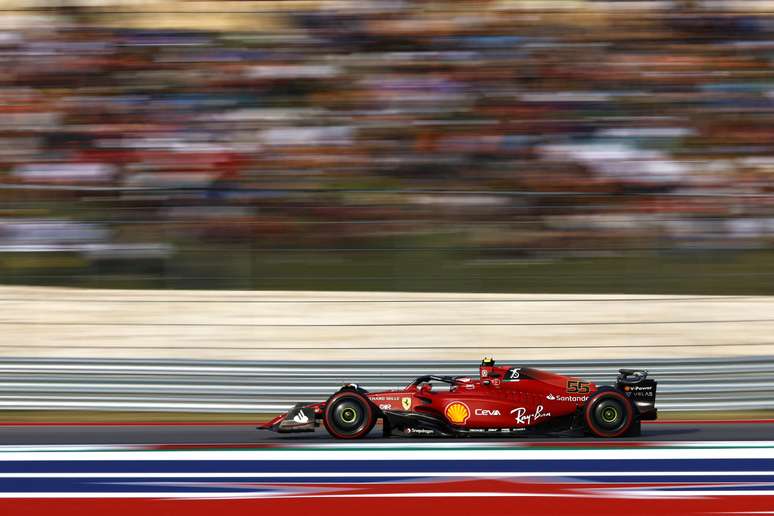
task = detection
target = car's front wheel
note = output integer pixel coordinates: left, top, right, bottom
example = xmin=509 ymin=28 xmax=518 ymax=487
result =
xmin=323 ymin=391 xmax=376 ymax=439
xmin=584 ymin=391 xmax=634 ymax=438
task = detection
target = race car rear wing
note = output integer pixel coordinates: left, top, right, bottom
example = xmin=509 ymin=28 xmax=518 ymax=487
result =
xmin=617 ymin=369 xmax=648 ymax=384
xmin=617 ymin=369 xmax=657 ymax=421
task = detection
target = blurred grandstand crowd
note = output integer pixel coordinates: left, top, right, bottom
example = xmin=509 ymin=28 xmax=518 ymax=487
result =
xmin=2 ymin=0 xmax=774 ymax=289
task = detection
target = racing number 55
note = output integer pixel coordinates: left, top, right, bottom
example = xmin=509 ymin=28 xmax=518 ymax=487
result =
xmin=567 ymin=380 xmax=590 ymax=394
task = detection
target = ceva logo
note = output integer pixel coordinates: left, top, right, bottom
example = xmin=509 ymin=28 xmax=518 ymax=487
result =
xmin=474 ymin=409 xmax=501 ymax=416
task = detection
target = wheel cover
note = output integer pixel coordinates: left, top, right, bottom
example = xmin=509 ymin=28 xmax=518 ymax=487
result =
xmin=341 ymin=407 xmax=358 ymax=424
xmin=602 ymin=406 xmax=618 ymax=423
xmin=592 ymin=398 xmax=628 ymax=432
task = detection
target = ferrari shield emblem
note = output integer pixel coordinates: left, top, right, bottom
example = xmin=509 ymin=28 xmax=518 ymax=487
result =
xmin=401 ymin=397 xmax=412 ymax=410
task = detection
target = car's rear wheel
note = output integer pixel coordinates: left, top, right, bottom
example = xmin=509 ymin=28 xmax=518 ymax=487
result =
xmin=584 ymin=391 xmax=633 ymax=438
xmin=323 ymin=391 xmax=376 ymax=439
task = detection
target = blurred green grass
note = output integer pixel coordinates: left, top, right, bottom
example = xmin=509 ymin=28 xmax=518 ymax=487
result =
xmin=3 ymin=247 xmax=774 ymax=295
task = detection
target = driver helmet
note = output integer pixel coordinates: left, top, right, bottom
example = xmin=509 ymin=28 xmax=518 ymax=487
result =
xmin=480 ymin=356 xmax=495 ymax=378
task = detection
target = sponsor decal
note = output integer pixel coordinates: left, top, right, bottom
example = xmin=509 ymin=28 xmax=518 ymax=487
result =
xmin=493 ymin=378 xmax=501 ymax=386
xmin=445 ymin=401 xmax=471 ymax=425
xmin=405 ymin=428 xmax=434 ymax=435
xmin=510 ymin=404 xmax=551 ymax=425
xmin=465 ymin=384 xmax=475 ymax=390
xmin=457 ymin=377 xmax=471 ymax=383
xmin=470 ymin=427 xmax=525 ymax=433
xmin=481 ymin=370 xmax=488 ymax=377
xmin=292 ymin=411 xmax=309 ymax=424
xmin=508 ymin=368 xmax=521 ymax=380
xmin=401 ymin=397 xmax=412 ymax=410
xmin=378 ymin=403 xmax=392 ymax=410
xmin=546 ymin=393 xmax=588 ymax=402
xmin=474 ymin=408 xmax=502 ymax=416
xmin=566 ymin=380 xmax=591 ymax=394
xmin=624 ymin=385 xmax=654 ymax=397
xmin=370 ymin=396 xmax=400 ymax=401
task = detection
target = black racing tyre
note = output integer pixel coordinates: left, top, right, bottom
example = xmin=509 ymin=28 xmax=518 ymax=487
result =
xmin=323 ymin=391 xmax=376 ymax=439
xmin=584 ymin=391 xmax=634 ymax=438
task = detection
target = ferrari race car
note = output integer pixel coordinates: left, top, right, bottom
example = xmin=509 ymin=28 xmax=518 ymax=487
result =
xmin=258 ymin=358 xmax=658 ymax=439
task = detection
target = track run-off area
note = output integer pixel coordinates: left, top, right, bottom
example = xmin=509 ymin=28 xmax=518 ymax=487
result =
xmin=0 ymin=421 xmax=773 ymax=515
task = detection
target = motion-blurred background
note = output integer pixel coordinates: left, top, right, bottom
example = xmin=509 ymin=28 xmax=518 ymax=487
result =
xmin=1 ymin=0 xmax=774 ymax=418
xmin=3 ymin=0 xmax=774 ymax=294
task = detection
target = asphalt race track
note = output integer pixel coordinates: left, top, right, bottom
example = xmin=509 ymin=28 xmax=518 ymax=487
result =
xmin=0 ymin=420 xmax=772 ymax=445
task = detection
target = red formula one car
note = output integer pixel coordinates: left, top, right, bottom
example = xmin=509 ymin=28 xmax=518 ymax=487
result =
xmin=259 ymin=358 xmax=657 ymax=439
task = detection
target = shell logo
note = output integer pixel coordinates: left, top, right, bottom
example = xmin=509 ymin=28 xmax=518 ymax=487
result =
xmin=445 ymin=402 xmax=470 ymax=425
